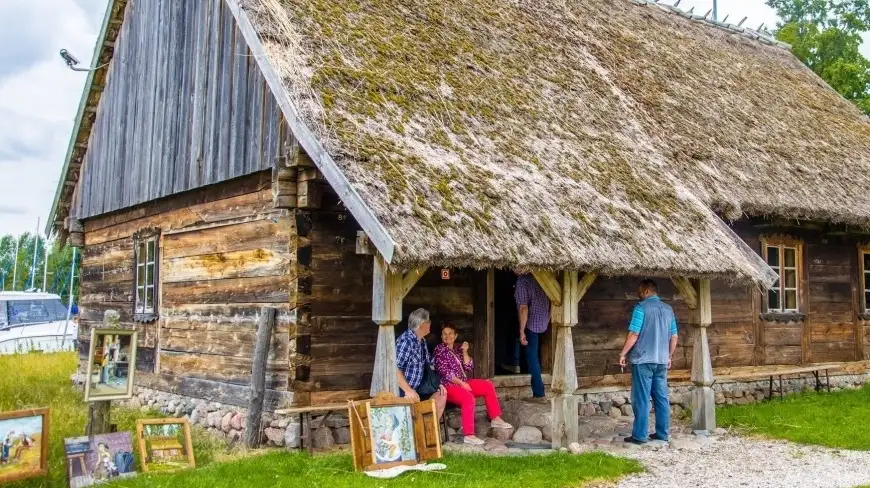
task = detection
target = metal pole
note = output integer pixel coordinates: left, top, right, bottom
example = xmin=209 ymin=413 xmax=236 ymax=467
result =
xmin=43 ymin=244 xmax=50 ymax=292
xmin=11 ymin=235 xmax=20 ymax=291
xmin=27 ymin=218 xmax=40 ymax=290
xmin=60 ymin=246 xmax=77 ymax=348
xmin=713 ymin=0 xmax=717 ymax=21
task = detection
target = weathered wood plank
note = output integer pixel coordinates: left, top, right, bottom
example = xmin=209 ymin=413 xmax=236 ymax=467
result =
xmin=162 ymin=275 xmax=290 ymax=306
xmin=162 ymin=218 xmax=290 ymax=260
xmin=160 ymin=351 xmax=288 ymax=389
xmin=162 ymin=248 xmax=292 ymax=283
xmin=245 ymin=307 xmax=276 ymax=448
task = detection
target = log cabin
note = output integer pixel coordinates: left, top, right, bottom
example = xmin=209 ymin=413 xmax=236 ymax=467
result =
xmin=48 ymin=0 xmax=870 ymax=448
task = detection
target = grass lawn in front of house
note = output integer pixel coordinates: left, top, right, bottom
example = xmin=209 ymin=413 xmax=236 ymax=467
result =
xmin=110 ymin=449 xmax=642 ymax=488
xmin=718 ymin=385 xmax=870 ymax=450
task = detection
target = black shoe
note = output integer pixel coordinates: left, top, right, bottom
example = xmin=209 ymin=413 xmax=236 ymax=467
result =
xmin=623 ymin=436 xmax=647 ymax=445
xmin=650 ymin=433 xmax=668 ymax=442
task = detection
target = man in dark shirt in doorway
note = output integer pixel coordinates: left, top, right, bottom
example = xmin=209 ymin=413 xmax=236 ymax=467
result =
xmin=619 ymin=279 xmax=679 ymax=444
xmin=515 ymin=273 xmax=550 ymax=402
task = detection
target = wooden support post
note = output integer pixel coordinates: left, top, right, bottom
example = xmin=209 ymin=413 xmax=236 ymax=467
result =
xmin=370 ymin=255 xmax=402 ymax=397
xmin=67 ymin=217 xmax=84 ymax=248
xmin=245 ymin=307 xmax=277 ymax=448
xmin=691 ymin=279 xmax=716 ymax=432
xmin=272 ymin=165 xmax=298 ymax=209
xmin=550 ymin=271 xmax=597 ymax=449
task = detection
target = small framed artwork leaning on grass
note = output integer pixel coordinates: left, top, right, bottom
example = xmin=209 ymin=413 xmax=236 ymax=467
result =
xmin=84 ymin=329 xmax=138 ymax=402
xmin=0 ymin=407 xmax=50 ymax=484
xmin=348 ymin=392 xmax=442 ymax=472
xmin=136 ymin=418 xmax=195 ymax=473
xmin=64 ymin=431 xmax=137 ymax=487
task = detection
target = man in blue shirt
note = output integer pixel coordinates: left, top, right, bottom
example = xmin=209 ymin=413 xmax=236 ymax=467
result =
xmin=396 ymin=308 xmax=447 ymax=418
xmin=618 ymin=279 xmax=679 ymax=444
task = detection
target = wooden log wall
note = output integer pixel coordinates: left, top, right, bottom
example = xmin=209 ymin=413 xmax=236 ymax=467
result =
xmin=77 ymin=172 xmax=296 ymax=407
xmin=300 ymin=192 xmax=481 ymax=405
xmin=77 ymin=0 xmax=281 ymax=219
xmin=574 ymin=220 xmax=866 ymax=387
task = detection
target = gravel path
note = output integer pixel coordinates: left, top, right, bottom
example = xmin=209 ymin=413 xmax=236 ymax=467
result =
xmin=612 ymin=434 xmax=870 ymax=488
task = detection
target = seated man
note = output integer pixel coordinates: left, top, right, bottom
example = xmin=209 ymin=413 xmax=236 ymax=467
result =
xmin=396 ymin=308 xmax=447 ymax=419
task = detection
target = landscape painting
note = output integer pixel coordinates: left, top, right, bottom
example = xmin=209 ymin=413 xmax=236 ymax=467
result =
xmin=64 ymin=432 xmax=137 ymax=487
xmin=136 ymin=419 xmax=194 ymax=473
xmin=369 ymin=405 xmax=416 ymax=465
xmin=0 ymin=408 xmax=49 ymax=483
xmin=84 ymin=329 xmax=138 ymax=401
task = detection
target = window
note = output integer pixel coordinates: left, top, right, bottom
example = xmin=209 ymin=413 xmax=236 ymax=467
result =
xmin=763 ymin=238 xmax=801 ymax=313
xmin=861 ymin=248 xmax=870 ymax=314
xmin=133 ymin=231 xmax=160 ymax=321
xmin=3 ymin=299 xmax=68 ymax=329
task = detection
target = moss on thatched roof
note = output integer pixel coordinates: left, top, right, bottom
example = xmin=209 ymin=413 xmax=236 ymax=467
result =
xmin=239 ymin=0 xmax=800 ymax=284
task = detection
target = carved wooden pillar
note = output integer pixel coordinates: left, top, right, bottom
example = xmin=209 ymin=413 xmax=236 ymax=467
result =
xmin=537 ymin=271 xmax=596 ymax=449
xmin=370 ymin=255 xmax=402 ymax=397
xmin=691 ymin=279 xmax=716 ymax=432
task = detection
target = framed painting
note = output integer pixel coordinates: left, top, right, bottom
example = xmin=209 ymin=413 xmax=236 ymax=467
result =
xmin=64 ymin=432 xmax=137 ymax=487
xmin=136 ymin=418 xmax=195 ymax=473
xmin=84 ymin=329 xmax=138 ymax=402
xmin=0 ymin=408 xmax=49 ymax=484
xmin=348 ymin=393 xmax=441 ymax=472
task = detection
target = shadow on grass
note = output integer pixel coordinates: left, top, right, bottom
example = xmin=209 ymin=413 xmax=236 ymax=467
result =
xmin=718 ymin=385 xmax=870 ymax=450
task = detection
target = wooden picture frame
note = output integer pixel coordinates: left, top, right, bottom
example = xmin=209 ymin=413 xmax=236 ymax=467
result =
xmin=135 ymin=418 xmax=195 ymax=473
xmin=348 ymin=393 xmax=441 ymax=472
xmin=84 ymin=328 xmax=138 ymax=402
xmin=0 ymin=407 xmax=50 ymax=483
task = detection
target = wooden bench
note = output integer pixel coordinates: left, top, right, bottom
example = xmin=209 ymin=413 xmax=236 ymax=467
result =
xmin=719 ymin=364 xmax=837 ymax=400
xmin=274 ymin=404 xmax=347 ymax=455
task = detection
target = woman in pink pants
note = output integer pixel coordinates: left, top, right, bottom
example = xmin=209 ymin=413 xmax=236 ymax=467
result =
xmin=433 ymin=322 xmax=512 ymax=445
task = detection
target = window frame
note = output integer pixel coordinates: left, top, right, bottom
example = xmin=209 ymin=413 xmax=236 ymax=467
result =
xmin=761 ymin=236 xmax=803 ymax=315
xmin=132 ymin=228 xmax=161 ymax=323
xmin=859 ymin=245 xmax=870 ymax=316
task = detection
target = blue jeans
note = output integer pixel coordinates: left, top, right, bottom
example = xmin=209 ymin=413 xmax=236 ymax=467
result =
xmin=630 ymin=363 xmax=670 ymax=441
xmin=525 ymin=329 xmax=545 ymax=398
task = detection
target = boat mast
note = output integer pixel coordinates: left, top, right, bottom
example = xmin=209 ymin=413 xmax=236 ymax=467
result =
xmin=27 ymin=218 xmax=40 ymax=290
xmin=60 ymin=246 xmax=77 ymax=348
xmin=43 ymin=244 xmax=50 ymax=292
xmin=11 ymin=235 xmax=19 ymax=291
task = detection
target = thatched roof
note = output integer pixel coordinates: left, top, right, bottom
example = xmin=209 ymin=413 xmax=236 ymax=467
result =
xmin=238 ymin=0 xmax=782 ymax=284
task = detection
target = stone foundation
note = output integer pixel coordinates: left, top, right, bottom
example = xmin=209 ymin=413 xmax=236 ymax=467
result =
xmin=100 ymin=371 xmax=870 ymax=451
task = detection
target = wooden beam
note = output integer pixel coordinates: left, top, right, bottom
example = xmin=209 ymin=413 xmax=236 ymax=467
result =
xmin=671 ymin=277 xmax=699 ymax=310
xmin=552 ymin=271 xmax=578 ymax=326
xmin=698 ymin=279 xmax=712 ymax=326
xmin=691 ymin=278 xmax=715 ymax=432
xmin=573 ymin=272 xmax=597 ymax=304
xmin=244 ymin=307 xmax=277 ymax=448
xmin=226 ymin=0 xmax=397 ymax=263
xmin=401 ymin=268 xmax=427 ymax=299
xmin=531 ymin=270 xmax=562 ymax=306
xmin=473 ymin=269 xmax=495 ymax=379
xmin=371 ymin=254 xmax=402 ymax=396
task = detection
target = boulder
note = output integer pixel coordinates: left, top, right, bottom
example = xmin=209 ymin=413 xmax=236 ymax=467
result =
xmin=129 ymin=397 xmax=142 ymax=409
xmin=207 ymin=411 xmax=222 ymax=428
xmin=189 ymin=408 xmax=201 ymax=426
xmin=492 ymin=426 xmax=515 ymax=442
xmin=611 ymin=395 xmax=627 ymax=407
xmin=577 ymin=422 xmax=593 ymax=439
xmin=579 ymin=403 xmax=597 ymax=417
xmin=446 ymin=409 xmax=463 ymax=430
xmin=569 ymin=442 xmax=592 ymax=454
xmin=608 ymin=408 xmax=622 ymax=419
xmin=227 ymin=429 xmax=242 ymax=444
xmin=221 ymin=412 xmax=234 ymax=433
xmin=503 ymin=400 xmax=550 ymax=428
xmin=512 ymin=426 xmax=543 ymax=444
xmin=333 ymin=427 xmax=351 ymax=445
xmin=541 ymin=423 xmax=552 ymax=442
xmin=284 ymin=423 xmax=302 ymax=449
xmin=231 ymin=412 xmax=244 ymax=430
xmin=264 ymin=427 xmax=285 ymax=447
xmin=475 ymin=422 xmax=492 ymax=439
xmin=620 ymin=405 xmax=633 ymax=417
xmin=277 ymin=418 xmax=290 ymax=429
xmin=712 ymin=427 xmax=727 ymax=436
xmin=484 ymin=438 xmax=506 ymax=452
xmin=324 ymin=415 xmax=350 ymax=429
xmin=599 ymin=401 xmax=612 ymax=415
xmin=313 ymin=426 xmax=335 ymax=449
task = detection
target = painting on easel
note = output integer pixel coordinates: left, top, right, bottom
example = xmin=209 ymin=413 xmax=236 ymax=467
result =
xmin=84 ymin=329 xmax=138 ymax=402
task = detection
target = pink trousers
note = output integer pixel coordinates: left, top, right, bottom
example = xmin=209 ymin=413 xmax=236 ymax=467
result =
xmin=444 ymin=379 xmax=502 ymax=435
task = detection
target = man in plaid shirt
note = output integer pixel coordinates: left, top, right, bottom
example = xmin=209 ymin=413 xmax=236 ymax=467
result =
xmin=515 ymin=273 xmax=550 ymax=401
xmin=396 ymin=308 xmax=447 ymax=418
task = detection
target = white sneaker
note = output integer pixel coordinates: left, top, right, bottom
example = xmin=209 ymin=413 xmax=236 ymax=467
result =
xmin=463 ymin=435 xmax=485 ymax=445
xmin=491 ymin=419 xmax=513 ymax=429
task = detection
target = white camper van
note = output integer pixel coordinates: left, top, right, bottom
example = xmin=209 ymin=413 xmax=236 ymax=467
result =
xmin=0 ymin=292 xmax=77 ymax=354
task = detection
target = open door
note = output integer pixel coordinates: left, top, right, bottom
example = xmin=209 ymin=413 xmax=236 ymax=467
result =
xmin=412 ymin=399 xmax=442 ymax=461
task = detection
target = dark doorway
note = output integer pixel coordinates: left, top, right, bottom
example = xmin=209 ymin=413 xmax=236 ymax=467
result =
xmin=494 ymin=270 xmax=526 ymax=375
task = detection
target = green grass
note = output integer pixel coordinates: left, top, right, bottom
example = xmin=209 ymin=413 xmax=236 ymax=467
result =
xmin=109 ymin=450 xmax=641 ymax=488
xmin=0 ymin=352 xmax=226 ymax=488
xmin=0 ymin=352 xmax=641 ymax=487
xmin=718 ymin=385 xmax=870 ymax=450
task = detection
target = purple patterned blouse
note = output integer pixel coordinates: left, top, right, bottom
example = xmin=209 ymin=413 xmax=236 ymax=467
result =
xmin=433 ymin=343 xmax=474 ymax=387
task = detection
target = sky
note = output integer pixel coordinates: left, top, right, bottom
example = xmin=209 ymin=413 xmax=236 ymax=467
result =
xmin=0 ymin=0 xmax=864 ymax=237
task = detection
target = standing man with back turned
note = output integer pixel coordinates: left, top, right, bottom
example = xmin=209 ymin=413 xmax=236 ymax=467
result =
xmin=619 ymin=279 xmax=679 ymax=444
xmin=515 ymin=273 xmax=550 ymax=402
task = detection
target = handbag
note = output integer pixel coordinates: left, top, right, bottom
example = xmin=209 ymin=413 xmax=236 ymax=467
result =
xmin=417 ymin=364 xmax=442 ymax=399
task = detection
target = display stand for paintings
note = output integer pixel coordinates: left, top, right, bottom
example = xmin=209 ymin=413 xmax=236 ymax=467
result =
xmin=85 ymin=310 xmax=123 ymax=436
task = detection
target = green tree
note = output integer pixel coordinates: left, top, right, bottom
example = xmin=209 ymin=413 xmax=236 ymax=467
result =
xmin=767 ymin=0 xmax=870 ymax=113
xmin=0 ymin=233 xmax=80 ymax=305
